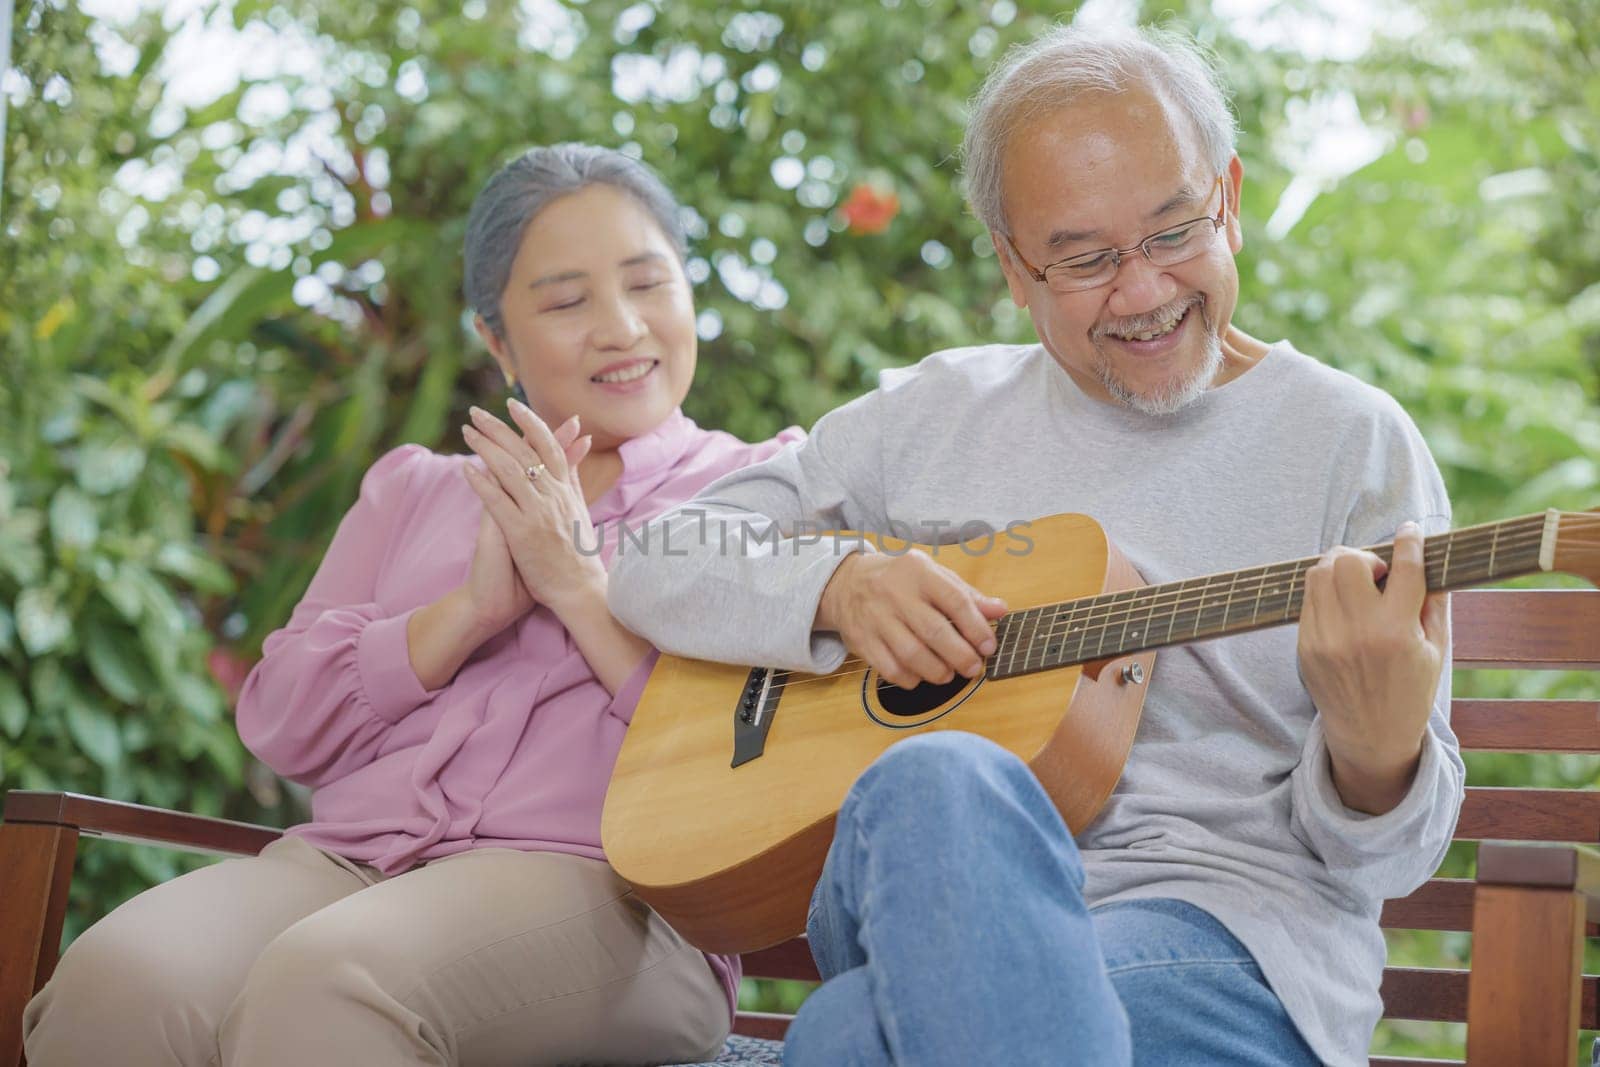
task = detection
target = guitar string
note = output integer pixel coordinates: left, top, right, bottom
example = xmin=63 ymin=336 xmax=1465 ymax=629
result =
xmin=763 ymin=523 xmax=1555 ymax=690
xmin=741 ymin=518 xmax=1582 ymax=696
xmin=1027 ymin=523 xmax=1548 ymax=641
xmin=753 ymin=520 xmax=1579 ymax=694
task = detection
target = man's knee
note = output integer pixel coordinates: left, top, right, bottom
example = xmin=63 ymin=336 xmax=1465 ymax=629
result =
xmin=854 ymin=730 xmax=1035 ymax=809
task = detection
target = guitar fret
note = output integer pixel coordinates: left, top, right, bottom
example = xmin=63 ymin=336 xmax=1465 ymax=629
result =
xmin=1044 ymin=601 xmax=1070 ymax=666
xmin=1094 ymin=591 xmax=1107 ymax=659
xmin=989 ymin=513 xmax=1559 ymax=680
xmin=1214 ymin=571 xmax=1239 ymax=637
xmin=1034 ymin=605 xmax=1060 ymax=671
xmin=1026 ymin=608 xmax=1044 ymax=673
xmin=1008 ymin=608 xmax=1029 ymax=676
xmin=1287 ymin=561 xmax=1309 ymax=617
xmin=1133 ymin=586 xmax=1159 ymax=657
xmin=1070 ymin=598 xmax=1090 ymax=664
xmin=1000 ymin=612 xmax=1019 ymax=676
xmin=1040 ymin=602 xmax=1062 ymax=669
xmin=1011 ymin=607 xmax=1032 ymax=675
xmin=1108 ymin=591 xmax=1134 ymax=656
xmin=1023 ymin=607 xmax=1045 ymax=673
xmin=1043 ymin=605 xmax=1062 ymax=667
xmin=1165 ymin=580 xmax=1186 ymax=645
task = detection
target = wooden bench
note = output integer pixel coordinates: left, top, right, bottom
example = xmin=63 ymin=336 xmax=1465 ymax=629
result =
xmin=2 ymin=588 xmax=1596 ymax=1066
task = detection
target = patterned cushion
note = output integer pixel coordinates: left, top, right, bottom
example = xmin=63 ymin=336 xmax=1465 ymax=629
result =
xmin=667 ymin=1033 xmax=785 ymax=1066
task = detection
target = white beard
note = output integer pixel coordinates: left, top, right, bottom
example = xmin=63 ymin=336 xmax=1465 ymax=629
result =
xmin=1095 ymin=308 xmax=1224 ymax=417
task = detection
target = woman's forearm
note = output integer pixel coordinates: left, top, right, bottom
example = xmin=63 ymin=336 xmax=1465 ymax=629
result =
xmin=406 ymin=588 xmax=499 ymax=692
xmin=549 ymin=575 xmax=654 ymax=696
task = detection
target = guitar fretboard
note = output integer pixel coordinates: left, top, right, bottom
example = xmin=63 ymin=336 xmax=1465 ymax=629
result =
xmin=986 ymin=514 xmax=1548 ymax=680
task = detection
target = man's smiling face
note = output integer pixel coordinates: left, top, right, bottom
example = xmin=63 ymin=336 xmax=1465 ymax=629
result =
xmin=995 ymin=87 xmax=1247 ymax=416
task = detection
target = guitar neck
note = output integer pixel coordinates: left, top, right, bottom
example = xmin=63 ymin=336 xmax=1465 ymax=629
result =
xmin=986 ymin=512 xmax=1556 ymax=680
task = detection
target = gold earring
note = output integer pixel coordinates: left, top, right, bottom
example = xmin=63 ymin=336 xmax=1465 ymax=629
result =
xmin=502 ymin=369 xmax=516 ymax=389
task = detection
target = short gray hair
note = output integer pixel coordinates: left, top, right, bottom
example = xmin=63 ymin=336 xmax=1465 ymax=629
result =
xmin=962 ymin=23 xmax=1238 ymax=236
xmin=464 ymin=143 xmax=688 ymax=338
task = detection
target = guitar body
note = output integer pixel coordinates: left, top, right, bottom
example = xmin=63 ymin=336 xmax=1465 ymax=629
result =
xmin=602 ymin=513 xmax=1156 ymax=954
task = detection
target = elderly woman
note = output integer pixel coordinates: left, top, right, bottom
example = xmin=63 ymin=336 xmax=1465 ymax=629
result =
xmin=25 ymin=144 xmax=801 ymax=1067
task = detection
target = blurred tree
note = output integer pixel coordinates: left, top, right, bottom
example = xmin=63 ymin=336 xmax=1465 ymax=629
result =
xmin=2 ymin=0 xmax=1595 ymax=1057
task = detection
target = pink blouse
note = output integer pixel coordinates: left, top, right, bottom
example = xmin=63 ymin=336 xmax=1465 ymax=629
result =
xmin=235 ymin=408 xmax=804 ymax=1018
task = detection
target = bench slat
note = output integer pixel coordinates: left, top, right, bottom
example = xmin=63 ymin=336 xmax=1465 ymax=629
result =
xmin=1454 ymin=787 xmax=1600 ymax=843
xmin=1380 ymin=875 xmax=1600 ymax=935
xmin=1380 ymin=879 xmax=1474 ymax=931
xmin=741 ymin=938 xmax=819 ymax=983
xmin=1380 ymin=966 xmax=1598 ymax=1027
xmin=1380 ymin=967 xmax=1468 ymax=1023
xmin=732 ymin=1012 xmax=793 ymax=1040
xmin=1451 ymin=590 xmax=1600 ymax=669
xmin=1450 ymin=699 xmax=1600 ymax=753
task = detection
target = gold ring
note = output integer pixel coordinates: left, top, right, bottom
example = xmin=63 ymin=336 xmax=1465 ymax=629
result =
xmin=525 ymin=462 xmax=547 ymax=483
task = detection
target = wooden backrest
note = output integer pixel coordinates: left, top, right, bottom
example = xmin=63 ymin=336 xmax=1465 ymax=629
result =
xmin=737 ymin=588 xmax=1600 ymax=1048
xmin=1375 ymin=589 xmax=1600 ymax=1044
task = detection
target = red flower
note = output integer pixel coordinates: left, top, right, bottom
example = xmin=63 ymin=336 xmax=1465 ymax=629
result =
xmin=841 ymin=183 xmax=899 ymax=235
xmin=207 ymin=648 xmax=256 ymax=703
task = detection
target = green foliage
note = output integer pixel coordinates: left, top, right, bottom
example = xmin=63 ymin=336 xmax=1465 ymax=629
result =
xmin=3 ymin=0 xmax=1596 ymax=1058
xmin=1 ymin=1 xmax=303 ymax=938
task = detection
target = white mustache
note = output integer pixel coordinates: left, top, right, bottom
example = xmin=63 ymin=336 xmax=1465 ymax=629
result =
xmin=1095 ymin=295 xmax=1203 ymax=339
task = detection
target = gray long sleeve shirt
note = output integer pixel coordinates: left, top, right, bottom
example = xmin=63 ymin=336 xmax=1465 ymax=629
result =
xmin=607 ymin=341 xmax=1464 ymax=1066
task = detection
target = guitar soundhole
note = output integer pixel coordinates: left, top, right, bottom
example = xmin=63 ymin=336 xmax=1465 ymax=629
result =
xmin=874 ymin=675 xmax=971 ymax=717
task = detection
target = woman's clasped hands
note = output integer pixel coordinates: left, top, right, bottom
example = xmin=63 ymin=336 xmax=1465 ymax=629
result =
xmin=459 ymin=398 xmax=606 ymax=635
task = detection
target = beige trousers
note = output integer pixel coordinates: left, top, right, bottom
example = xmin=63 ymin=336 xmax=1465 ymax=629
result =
xmin=23 ymin=837 xmax=729 ymax=1067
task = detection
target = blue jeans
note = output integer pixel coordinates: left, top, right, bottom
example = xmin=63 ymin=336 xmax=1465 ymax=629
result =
xmin=783 ymin=733 xmax=1321 ymax=1066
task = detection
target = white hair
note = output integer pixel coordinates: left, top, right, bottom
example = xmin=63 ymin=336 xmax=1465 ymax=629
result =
xmin=961 ymin=23 xmax=1239 ymax=236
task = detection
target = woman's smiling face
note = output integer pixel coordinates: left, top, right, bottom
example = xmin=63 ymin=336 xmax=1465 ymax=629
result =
xmin=478 ymin=183 xmax=697 ymax=450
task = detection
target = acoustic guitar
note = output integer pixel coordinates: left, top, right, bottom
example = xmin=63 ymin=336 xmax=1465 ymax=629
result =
xmin=601 ymin=509 xmax=1600 ymax=954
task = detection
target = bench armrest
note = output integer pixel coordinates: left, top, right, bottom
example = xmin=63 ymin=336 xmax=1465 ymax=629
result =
xmin=0 ymin=791 xmax=283 ymax=1065
xmin=1475 ymin=840 xmax=1600 ymax=921
xmin=1466 ymin=840 xmax=1599 ymax=1065
xmin=2 ymin=790 xmax=281 ymax=859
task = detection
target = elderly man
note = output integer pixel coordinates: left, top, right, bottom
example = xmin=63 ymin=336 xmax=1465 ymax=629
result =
xmin=609 ymin=22 xmax=1461 ymax=1067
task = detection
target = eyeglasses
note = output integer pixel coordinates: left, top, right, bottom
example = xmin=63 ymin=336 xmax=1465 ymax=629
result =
xmin=1005 ymin=176 xmax=1228 ymax=294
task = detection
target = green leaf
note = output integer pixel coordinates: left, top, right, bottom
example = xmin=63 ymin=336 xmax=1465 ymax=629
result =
xmin=15 ymin=587 xmax=72 ymax=656
xmin=63 ymin=698 xmax=123 ymax=772
xmin=49 ymin=486 xmax=100 ymax=551
xmin=128 ymin=846 xmax=178 ymax=885
xmin=153 ymin=541 xmax=235 ymax=594
xmin=0 ymin=511 xmax=47 ymax=586
xmin=0 ymin=602 xmax=14 ymax=656
xmin=152 ymin=266 xmax=275 ymax=380
xmin=98 ymin=562 xmax=147 ymax=622
xmin=169 ymin=671 xmax=223 ymax=724
xmin=29 ymin=657 xmax=69 ymax=712
xmin=159 ymin=422 xmax=231 ymax=472
xmin=83 ymin=615 xmax=158 ymax=704
xmin=203 ymin=728 xmax=245 ymax=782
xmin=0 ymin=674 xmax=27 ymax=739
xmin=75 ymin=436 xmax=148 ymax=495
xmin=71 ymin=376 xmax=145 ymax=435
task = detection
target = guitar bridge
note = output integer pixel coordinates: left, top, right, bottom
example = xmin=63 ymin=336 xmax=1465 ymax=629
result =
xmin=731 ymin=666 xmax=787 ymax=767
